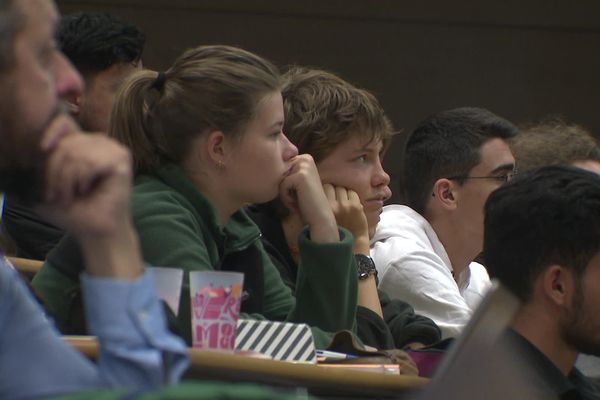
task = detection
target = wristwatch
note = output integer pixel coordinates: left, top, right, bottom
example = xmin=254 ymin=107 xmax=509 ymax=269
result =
xmin=355 ymin=254 xmax=379 ymax=286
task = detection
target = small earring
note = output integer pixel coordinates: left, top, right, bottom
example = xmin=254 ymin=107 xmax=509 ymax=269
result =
xmin=217 ymin=160 xmax=225 ymax=169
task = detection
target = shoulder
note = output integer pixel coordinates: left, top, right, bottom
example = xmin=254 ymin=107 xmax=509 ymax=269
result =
xmin=374 ymin=238 xmax=454 ymax=292
xmin=372 ymin=205 xmax=430 ymax=245
xmin=460 ymin=262 xmax=492 ymax=308
xmin=132 ymin=174 xmax=198 ymax=223
xmin=379 ymin=204 xmax=420 ymax=225
xmin=468 ymin=262 xmax=491 ymax=285
xmin=372 ymin=209 xmax=442 ymax=267
xmin=133 ymin=173 xmax=188 ymax=205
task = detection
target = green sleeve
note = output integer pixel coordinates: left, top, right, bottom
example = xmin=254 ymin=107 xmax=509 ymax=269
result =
xmin=259 ymin=227 xmax=358 ymax=348
xmin=294 ymin=227 xmax=357 ymax=332
xmin=32 ymin=232 xmax=88 ymax=333
xmin=239 ymin=241 xmax=330 ymax=348
xmin=32 ymin=261 xmax=81 ymax=332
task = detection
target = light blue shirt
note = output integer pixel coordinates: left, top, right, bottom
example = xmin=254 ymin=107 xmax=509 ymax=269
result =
xmin=0 ymin=259 xmax=189 ymax=399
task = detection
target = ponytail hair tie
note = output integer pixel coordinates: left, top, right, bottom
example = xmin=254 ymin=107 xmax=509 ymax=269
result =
xmin=152 ymin=71 xmax=167 ymax=91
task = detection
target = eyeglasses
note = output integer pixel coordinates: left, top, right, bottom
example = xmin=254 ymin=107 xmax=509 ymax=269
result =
xmin=447 ymin=171 xmax=518 ymax=184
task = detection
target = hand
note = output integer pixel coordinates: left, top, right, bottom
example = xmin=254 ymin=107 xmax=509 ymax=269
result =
xmin=327 ymin=185 xmax=382 ymax=315
xmin=36 ymin=114 xmax=132 ymax=239
xmin=404 ymin=342 xmax=426 ymax=351
xmin=35 ymin=114 xmax=142 ymax=279
xmin=379 ymin=349 xmax=419 ymax=376
xmin=279 ymin=154 xmax=339 ymax=243
xmin=324 ymin=185 xmax=369 ymax=254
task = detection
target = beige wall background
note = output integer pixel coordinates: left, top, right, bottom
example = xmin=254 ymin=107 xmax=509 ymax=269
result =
xmin=57 ymin=0 xmax=600 ymax=202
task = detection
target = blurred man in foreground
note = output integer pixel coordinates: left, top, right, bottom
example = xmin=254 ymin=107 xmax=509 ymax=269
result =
xmin=3 ymin=11 xmax=145 ymax=260
xmin=485 ymin=166 xmax=600 ymax=399
xmin=0 ymin=0 xmax=187 ymax=397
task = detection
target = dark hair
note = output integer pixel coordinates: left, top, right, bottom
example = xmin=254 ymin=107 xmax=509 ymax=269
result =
xmin=57 ymin=12 xmax=145 ymax=80
xmin=403 ymin=107 xmax=518 ymax=214
xmin=484 ymin=165 xmax=600 ymax=302
xmin=0 ymin=0 xmax=24 ymax=72
xmin=511 ymin=116 xmax=600 ymax=172
xmin=281 ymin=66 xmax=393 ymax=162
xmin=109 ymin=45 xmax=280 ymax=174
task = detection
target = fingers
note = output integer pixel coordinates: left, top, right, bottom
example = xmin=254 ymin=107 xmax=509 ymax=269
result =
xmin=34 ymin=112 xmax=134 ymax=239
xmin=41 ymin=114 xmax=86 ymax=203
xmin=280 ymin=154 xmax=325 ymax=215
xmin=327 ymin=185 xmax=363 ymax=215
xmin=44 ymin=135 xmax=81 ymax=205
xmin=41 ymin=133 xmax=133 ymax=236
xmin=279 ymin=156 xmax=302 ymax=213
xmin=323 ymin=183 xmax=336 ymax=210
xmin=40 ymin=114 xmax=78 ymax=152
xmin=335 ymin=185 xmax=350 ymax=203
xmin=44 ymin=132 xmax=131 ymax=207
xmin=380 ymin=349 xmax=419 ymax=376
xmin=287 ymin=154 xmax=320 ymax=189
xmin=399 ymin=360 xmax=419 ymax=376
xmin=279 ymin=179 xmax=299 ymax=214
xmin=323 ymin=183 xmax=335 ymax=199
xmin=347 ymin=189 xmax=361 ymax=205
xmin=326 ymin=184 xmax=369 ymax=243
xmin=58 ymin=153 xmax=102 ymax=205
xmin=325 ymin=185 xmax=361 ymax=206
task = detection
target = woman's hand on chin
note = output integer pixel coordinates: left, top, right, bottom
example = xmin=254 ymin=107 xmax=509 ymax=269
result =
xmin=279 ymin=154 xmax=339 ymax=243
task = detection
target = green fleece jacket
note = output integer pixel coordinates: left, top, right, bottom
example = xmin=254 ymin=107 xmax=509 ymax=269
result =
xmin=33 ymin=164 xmax=357 ymax=348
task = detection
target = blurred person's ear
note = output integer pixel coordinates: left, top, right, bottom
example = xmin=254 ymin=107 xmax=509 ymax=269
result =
xmin=64 ymin=92 xmax=82 ymax=117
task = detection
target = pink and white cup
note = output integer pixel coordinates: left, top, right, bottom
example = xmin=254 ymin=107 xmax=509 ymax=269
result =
xmin=189 ymin=271 xmax=244 ymax=351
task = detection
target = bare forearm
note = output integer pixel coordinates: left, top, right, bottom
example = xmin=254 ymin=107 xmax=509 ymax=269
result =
xmin=308 ymin=211 xmax=340 ymax=244
xmin=354 ymin=234 xmax=381 ymax=316
xmin=357 ymin=277 xmax=383 ymax=318
xmin=353 ymin=236 xmax=370 ymax=255
xmin=79 ymin=221 xmax=143 ymax=279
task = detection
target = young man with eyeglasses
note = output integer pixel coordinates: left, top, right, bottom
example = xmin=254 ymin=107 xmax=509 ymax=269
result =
xmin=371 ymin=107 xmax=517 ymax=338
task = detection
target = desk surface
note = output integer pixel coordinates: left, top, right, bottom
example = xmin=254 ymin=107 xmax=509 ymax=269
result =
xmin=64 ymin=336 xmax=427 ymax=398
xmin=7 ymin=256 xmax=43 ymax=276
xmin=186 ymin=348 xmax=426 ymax=398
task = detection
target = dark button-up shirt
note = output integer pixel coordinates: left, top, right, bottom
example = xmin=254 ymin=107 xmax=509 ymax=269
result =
xmin=508 ymin=330 xmax=600 ymax=400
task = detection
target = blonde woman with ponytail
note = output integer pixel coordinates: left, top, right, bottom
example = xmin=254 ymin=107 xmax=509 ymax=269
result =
xmin=33 ymin=45 xmax=358 ymax=348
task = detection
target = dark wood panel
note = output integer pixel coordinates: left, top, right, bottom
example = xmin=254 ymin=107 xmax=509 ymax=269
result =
xmin=58 ymin=0 xmax=600 ymax=30
xmin=56 ymin=0 xmax=600 ymax=202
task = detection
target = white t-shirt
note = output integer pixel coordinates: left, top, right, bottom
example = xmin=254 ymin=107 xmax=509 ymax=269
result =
xmin=371 ymin=205 xmax=491 ymax=339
